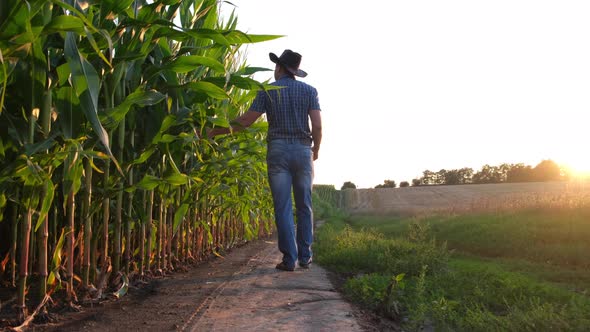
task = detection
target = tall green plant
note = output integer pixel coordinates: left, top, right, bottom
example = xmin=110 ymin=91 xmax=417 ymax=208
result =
xmin=0 ymin=0 xmax=280 ymax=325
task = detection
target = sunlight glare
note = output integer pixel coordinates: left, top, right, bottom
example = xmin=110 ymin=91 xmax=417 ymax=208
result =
xmin=562 ymin=154 xmax=590 ymax=179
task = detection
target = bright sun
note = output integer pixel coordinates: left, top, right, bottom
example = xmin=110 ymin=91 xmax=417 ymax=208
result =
xmin=562 ymin=155 xmax=590 ymax=179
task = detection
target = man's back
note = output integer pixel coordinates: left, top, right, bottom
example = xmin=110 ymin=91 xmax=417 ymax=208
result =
xmin=250 ymin=76 xmax=320 ymax=141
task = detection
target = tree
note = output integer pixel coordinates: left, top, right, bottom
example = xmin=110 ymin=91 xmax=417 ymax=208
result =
xmin=473 ymin=164 xmax=504 ymax=184
xmin=506 ymin=163 xmax=535 ymax=182
xmin=412 ymin=179 xmax=421 ymax=186
xmin=533 ymin=159 xmax=563 ymax=181
xmin=400 ymin=181 xmax=410 ymax=187
xmin=443 ymin=169 xmax=461 ymax=185
xmin=375 ymin=180 xmax=397 ymax=188
xmin=341 ymin=181 xmax=357 ymax=190
xmin=457 ymin=167 xmax=474 ymax=184
xmin=434 ymin=169 xmax=446 ymax=185
xmin=420 ymin=170 xmax=437 ymax=185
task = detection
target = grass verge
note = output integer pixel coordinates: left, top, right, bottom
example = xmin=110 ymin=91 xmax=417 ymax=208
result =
xmin=315 ymin=208 xmax=590 ymax=331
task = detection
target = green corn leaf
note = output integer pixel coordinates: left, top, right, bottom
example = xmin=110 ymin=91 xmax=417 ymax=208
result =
xmin=156 ymin=27 xmax=230 ymax=46
xmin=184 ymin=81 xmax=227 ymax=99
xmin=64 ymin=32 xmax=121 ymax=174
xmin=132 ymin=147 xmax=156 ymax=165
xmin=150 ymin=115 xmax=177 ymax=145
xmin=16 ymin=158 xmax=45 ymax=187
xmin=160 ymin=134 xmax=176 ymax=143
xmin=48 ymin=228 xmax=66 ymax=286
xmin=165 ymin=147 xmax=181 ymax=174
xmin=101 ymin=89 xmax=166 ymax=128
xmin=101 ymin=0 xmax=135 ymax=17
xmin=223 ymin=31 xmax=283 ymax=44
xmin=235 ymin=66 xmax=273 ymax=76
xmin=173 ymin=203 xmax=189 ymax=234
xmin=189 ymin=174 xmax=204 ymax=183
xmin=0 ymin=49 xmax=8 ymax=115
xmin=84 ymin=26 xmax=111 ymax=68
xmin=207 ymin=116 xmax=230 ymax=128
xmin=56 ymin=63 xmax=71 ymax=86
xmin=136 ymin=174 xmax=160 ymax=190
xmin=51 ymin=0 xmax=100 ymax=35
xmin=203 ymin=76 xmax=278 ymax=91
xmin=136 ymin=3 xmax=164 ymax=24
xmin=244 ymin=223 xmax=254 ymax=241
xmin=224 ymin=75 xmax=264 ymax=90
xmin=35 ymin=179 xmax=55 ymax=232
xmin=163 ymin=55 xmax=224 ymax=73
xmin=24 ymin=137 xmax=56 ymax=157
xmin=43 ymin=15 xmax=85 ymax=34
xmin=163 ymin=173 xmax=188 ymax=186
xmin=160 ymin=115 xmax=176 ymax=133
xmin=0 ymin=193 xmax=6 ymax=222
xmin=31 ymin=33 xmax=47 ymax=112
xmin=0 ymin=0 xmax=46 ymax=40
xmin=54 ymin=86 xmax=82 ymax=139
xmin=62 ymin=144 xmax=84 ymax=197
xmin=64 ymin=32 xmax=100 ymax=109
xmin=161 ymin=0 xmax=182 ymax=5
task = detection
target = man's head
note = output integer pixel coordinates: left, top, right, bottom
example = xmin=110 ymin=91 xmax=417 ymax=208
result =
xmin=269 ymin=50 xmax=308 ymax=79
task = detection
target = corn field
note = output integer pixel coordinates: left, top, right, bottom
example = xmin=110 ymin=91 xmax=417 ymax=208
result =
xmin=0 ymin=0 xmax=279 ymax=326
xmin=313 ymin=185 xmax=340 ymax=209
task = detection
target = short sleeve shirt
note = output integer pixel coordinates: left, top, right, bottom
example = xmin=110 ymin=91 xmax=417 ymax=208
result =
xmin=249 ymin=76 xmax=321 ymax=141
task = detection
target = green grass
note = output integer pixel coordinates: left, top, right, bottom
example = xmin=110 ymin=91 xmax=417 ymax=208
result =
xmin=356 ymin=208 xmax=590 ymax=268
xmin=315 ymin=207 xmax=590 ymax=331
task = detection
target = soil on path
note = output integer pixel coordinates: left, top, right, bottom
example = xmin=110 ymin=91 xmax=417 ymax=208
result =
xmin=30 ymin=236 xmax=392 ymax=332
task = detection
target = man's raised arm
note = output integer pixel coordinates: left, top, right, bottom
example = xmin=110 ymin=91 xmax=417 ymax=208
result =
xmin=207 ymin=110 xmax=262 ymax=138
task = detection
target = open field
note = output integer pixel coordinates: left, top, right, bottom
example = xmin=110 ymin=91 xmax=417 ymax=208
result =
xmin=341 ymin=181 xmax=590 ymax=215
xmin=314 ymin=181 xmax=590 ymax=330
xmin=316 ymin=209 xmax=590 ymax=331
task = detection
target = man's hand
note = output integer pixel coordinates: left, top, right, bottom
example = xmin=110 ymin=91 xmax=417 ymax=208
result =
xmin=205 ymin=111 xmax=262 ymax=140
xmin=309 ymin=109 xmax=322 ymax=161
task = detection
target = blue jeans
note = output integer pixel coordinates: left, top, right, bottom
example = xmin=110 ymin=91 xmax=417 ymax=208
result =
xmin=267 ymin=139 xmax=314 ymax=268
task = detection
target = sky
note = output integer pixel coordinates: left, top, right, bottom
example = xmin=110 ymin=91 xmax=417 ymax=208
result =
xmin=220 ymin=0 xmax=590 ymax=189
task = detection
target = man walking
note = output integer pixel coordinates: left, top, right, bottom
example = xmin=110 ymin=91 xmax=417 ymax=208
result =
xmin=208 ymin=49 xmax=322 ymax=271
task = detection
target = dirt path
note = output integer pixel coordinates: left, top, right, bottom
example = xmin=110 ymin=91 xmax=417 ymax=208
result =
xmin=33 ymin=236 xmax=379 ymax=332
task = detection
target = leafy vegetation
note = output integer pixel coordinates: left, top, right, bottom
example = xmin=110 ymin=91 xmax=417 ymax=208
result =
xmin=349 ymin=208 xmax=590 ymax=271
xmin=341 ymin=181 xmax=356 ymax=190
xmin=314 ymin=198 xmax=590 ymax=331
xmin=413 ymin=159 xmax=567 ymax=186
xmin=0 ymin=0 xmax=280 ymax=326
xmin=375 ymin=180 xmax=397 ymax=189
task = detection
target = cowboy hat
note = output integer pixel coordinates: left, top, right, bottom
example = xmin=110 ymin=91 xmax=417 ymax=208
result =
xmin=269 ymin=49 xmax=308 ymax=77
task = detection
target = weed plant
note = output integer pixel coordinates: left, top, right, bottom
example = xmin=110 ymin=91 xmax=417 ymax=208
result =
xmin=315 ymin=223 xmax=449 ymax=276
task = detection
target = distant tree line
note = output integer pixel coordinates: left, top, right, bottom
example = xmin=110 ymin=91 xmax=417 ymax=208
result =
xmin=411 ymin=159 xmax=567 ymax=186
xmin=341 ymin=181 xmax=357 ymax=190
xmin=375 ymin=180 xmax=397 ymax=188
xmin=341 ymin=159 xmax=567 ymax=190
xmin=373 ymin=180 xmax=411 ymax=188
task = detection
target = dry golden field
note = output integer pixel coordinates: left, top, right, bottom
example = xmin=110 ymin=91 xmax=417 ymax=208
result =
xmin=341 ymin=181 xmax=590 ymax=215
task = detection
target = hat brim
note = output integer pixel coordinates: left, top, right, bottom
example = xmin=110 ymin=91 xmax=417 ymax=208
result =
xmin=269 ymin=52 xmax=280 ymax=64
xmin=269 ymin=52 xmax=308 ymax=78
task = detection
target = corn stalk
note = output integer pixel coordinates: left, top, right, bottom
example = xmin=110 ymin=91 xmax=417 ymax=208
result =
xmin=0 ymin=0 xmax=280 ymax=324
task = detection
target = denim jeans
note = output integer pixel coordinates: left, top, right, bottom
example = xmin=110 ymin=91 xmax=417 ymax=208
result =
xmin=266 ymin=139 xmax=314 ymax=268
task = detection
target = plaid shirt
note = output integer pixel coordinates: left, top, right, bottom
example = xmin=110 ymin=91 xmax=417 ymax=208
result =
xmin=249 ymin=76 xmax=321 ymax=141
